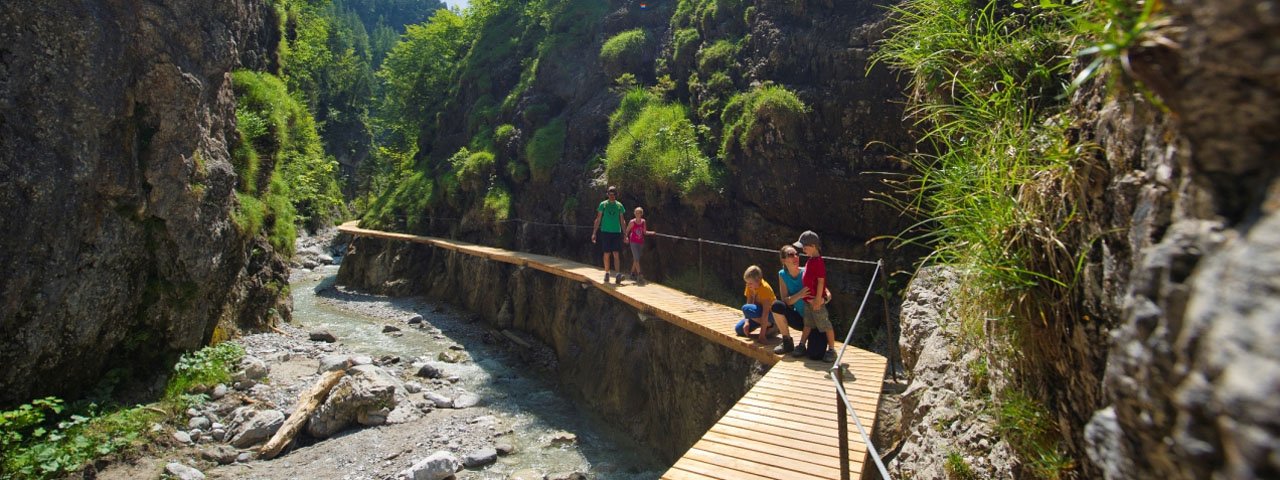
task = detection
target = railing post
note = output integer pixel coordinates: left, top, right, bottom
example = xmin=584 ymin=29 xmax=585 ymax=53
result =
xmin=698 ymin=239 xmax=704 ymax=296
xmin=837 ymin=367 xmax=850 ymax=480
xmin=879 ymin=262 xmax=899 ymax=381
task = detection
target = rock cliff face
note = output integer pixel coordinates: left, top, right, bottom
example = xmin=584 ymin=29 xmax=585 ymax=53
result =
xmin=337 ymin=236 xmax=762 ymax=461
xmin=408 ymin=0 xmax=918 ymax=326
xmin=0 ymin=0 xmax=284 ymax=407
xmin=893 ymin=0 xmax=1280 ymax=477
xmin=1083 ymin=0 xmax=1280 ymax=477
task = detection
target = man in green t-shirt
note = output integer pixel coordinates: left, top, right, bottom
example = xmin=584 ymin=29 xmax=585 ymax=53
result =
xmin=592 ymin=185 xmax=626 ymax=284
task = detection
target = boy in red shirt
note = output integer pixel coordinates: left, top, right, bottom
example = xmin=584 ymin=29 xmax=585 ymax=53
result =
xmin=791 ymin=231 xmax=836 ymax=362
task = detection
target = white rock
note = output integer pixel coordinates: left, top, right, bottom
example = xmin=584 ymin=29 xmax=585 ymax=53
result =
xmin=398 ymin=451 xmax=460 ymax=480
xmin=165 ymin=462 xmax=205 ymax=480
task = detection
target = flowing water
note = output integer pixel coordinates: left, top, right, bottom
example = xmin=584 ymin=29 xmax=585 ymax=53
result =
xmin=291 ymin=265 xmax=664 ymax=479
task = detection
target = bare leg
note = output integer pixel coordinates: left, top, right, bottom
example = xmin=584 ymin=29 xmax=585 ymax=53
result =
xmin=771 ymin=312 xmax=790 ymax=337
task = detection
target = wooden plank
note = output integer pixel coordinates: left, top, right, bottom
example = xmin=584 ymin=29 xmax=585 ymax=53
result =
xmin=712 ymin=416 xmax=868 ymax=454
xmin=688 ymin=439 xmax=844 ymax=479
xmin=662 ymin=465 xmax=726 ymax=480
xmin=707 ymin=420 xmax=867 ymax=457
xmin=682 ymin=447 xmax=845 ymax=480
xmin=697 ymin=430 xmax=864 ymax=472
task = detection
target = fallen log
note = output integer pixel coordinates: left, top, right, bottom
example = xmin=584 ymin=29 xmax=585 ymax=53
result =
xmin=258 ymin=369 xmax=346 ymax=459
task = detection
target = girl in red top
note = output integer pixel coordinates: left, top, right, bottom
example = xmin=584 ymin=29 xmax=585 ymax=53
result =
xmin=624 ymin=207 xmax=656 ymax=285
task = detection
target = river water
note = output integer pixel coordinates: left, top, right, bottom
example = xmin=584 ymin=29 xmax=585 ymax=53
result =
xmin=291 ymin=265 xmax=664 ymax=479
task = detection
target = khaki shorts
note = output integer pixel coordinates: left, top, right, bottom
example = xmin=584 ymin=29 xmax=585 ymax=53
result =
xmin=803 ymin=303 xmax=833 ymax=332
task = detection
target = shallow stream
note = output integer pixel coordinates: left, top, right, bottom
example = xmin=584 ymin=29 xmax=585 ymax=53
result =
xmin=291 ymin=265 xmax=664 ymax=479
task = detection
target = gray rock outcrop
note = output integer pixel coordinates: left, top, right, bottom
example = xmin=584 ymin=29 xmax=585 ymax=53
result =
xmin=0 ymin=0 xmax=285 ymax=407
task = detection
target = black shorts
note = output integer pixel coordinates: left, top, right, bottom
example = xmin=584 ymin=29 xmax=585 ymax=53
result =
xmin=599 ymin=231 xmax=622 ymax=253
xmin=771 ymin=300 xmax=805 ymax=330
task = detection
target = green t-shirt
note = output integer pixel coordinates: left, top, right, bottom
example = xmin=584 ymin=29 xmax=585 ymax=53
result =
xmin=597 ymin=199 xmax=625 ymax=233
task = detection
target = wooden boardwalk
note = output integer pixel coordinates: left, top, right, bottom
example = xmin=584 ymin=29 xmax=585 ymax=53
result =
xmin=338 ymin=222 xmax=887 ymax=479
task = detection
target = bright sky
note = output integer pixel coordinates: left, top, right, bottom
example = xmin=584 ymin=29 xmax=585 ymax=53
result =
xmin=442 ymin=0 xmax=469 ymax=9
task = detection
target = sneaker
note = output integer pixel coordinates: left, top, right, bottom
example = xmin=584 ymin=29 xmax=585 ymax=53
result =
xmin=791 ymin=343 xmax=807 ymax=357
xmin=823 ymin=348 xmax=836 ymax=362
xmin=774 ymin=336 xmax=794 ymax=355
xmin=603 ymin=272 xmax=610 ymax=283
xmin=615 ymin=273 xmax=624 ymax=284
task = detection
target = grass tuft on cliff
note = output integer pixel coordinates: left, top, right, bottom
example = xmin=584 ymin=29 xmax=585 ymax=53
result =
xmin=605 ymin=89 xmax=721 ymax=210
xmin=600 ymin=29 xmax=650 ymax=76
xmin=525 ymin=117 xmax=567 ymax=184
xmin=718 ymin=84 xmax=809 ymax=163
xmin=231 ymin=70 xmax=344 ymax=251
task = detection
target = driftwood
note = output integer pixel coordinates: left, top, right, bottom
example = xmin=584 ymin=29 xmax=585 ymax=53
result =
xmin=258 ymin=369 xmax=346 ymax=459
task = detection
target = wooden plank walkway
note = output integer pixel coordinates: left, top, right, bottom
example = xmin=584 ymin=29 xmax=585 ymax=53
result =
xmin=338 ymin=222 xmax=887 ymax=479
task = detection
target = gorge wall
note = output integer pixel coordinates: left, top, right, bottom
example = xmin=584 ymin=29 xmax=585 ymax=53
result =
xmin=891 ymin=0 xmax=1280 ymax=477
xmin=0 ymin=0 xmax=287 ymax=407
xmin=377 ymin=0 xmax=921 ymax=333
xmin=336 ymin=235 xmax=762 ymax=462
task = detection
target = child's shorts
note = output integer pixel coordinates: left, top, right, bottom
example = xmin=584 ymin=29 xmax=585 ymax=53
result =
xmin=803 ymin=305 xmax=833 ymax=332
xmin=734 ymin=304 xmax=775 ymax=336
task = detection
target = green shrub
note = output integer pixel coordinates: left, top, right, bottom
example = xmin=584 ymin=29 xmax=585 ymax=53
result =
xmin=362 ymin=171 xmax=434 ymax=231
xmin=672 ymin=28 xmax=701 ymax=68
xmin=718 ymin=85 xmax=809 ymax=160
xmin=600 ymin=29 xmax=649 ymax=76
xmin=1 ymin=398 xmax=162 ymax=479
xmin=482 ymin=183 xmax=512 ymax=222
xmin=605 ymin=89 xmax=721 ymax=209
xmin=163 ymin=342 xmax=246 ymax=402
xmin=494 ymin=124 xmax=518 ymax=147
xmin=525 ymin=117 xmax=567 ymax=183
xmin=454 ymin=149 xmax=496 ymax=192
xmin=697 ymin=39 xmax=737 ymax=73
xmin=231 ymin=70 xmax=343 ymax=235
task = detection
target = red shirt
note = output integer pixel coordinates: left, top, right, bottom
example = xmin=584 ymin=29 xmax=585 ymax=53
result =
xmin=801 ymin=255 xmax=826 ymax=301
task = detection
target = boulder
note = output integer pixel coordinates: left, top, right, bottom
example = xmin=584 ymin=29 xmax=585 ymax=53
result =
xmin=423 ymin=392 xmax=453 ymax=409
xmin=165 ymin=462 xmax=205 ymax=480
xmin=226 ymin=407 xmax=285 ymax=448
xmin=462 ymin=446 xmax=498 ymax=468
xmin=307 ymin=365 xmax=400 ymax=438
xmin=240 ymin=356 xmax=269 ymax=380
xmin=310 ymin=330 xmax=337 ymax=342
xmin=416 ymin=363 xmax=443 ymax=379
xmin=398 ymin=451 xmax=460 ymax=480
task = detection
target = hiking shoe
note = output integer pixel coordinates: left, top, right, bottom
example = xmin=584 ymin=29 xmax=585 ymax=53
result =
xmin=824 ymin=348 xmax=836 ymax=362
xmin=791 ymin=344 xmax=807 ymax=357
xmin=774 ymin=336 xmax=794 ymax=355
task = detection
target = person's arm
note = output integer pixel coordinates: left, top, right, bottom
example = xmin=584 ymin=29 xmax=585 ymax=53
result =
xmin=592 ymin=210 xmax=602 ymax=243
xmin=776 ymin=273 xmax=790 ymax=305
xmin=813 ymin=278 xmax=826 ymax=311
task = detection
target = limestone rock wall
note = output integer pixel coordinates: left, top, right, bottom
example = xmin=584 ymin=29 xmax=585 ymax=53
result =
xmin=337 ymin=236 xmax=762 ymax=462
xmin=1084 ymin=0 xmax=1280 ymax=477
xmin=892 ymin=0 xmax=1280 ymax=477
xmin=0 ymin=0 xmax=283 ymax=407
